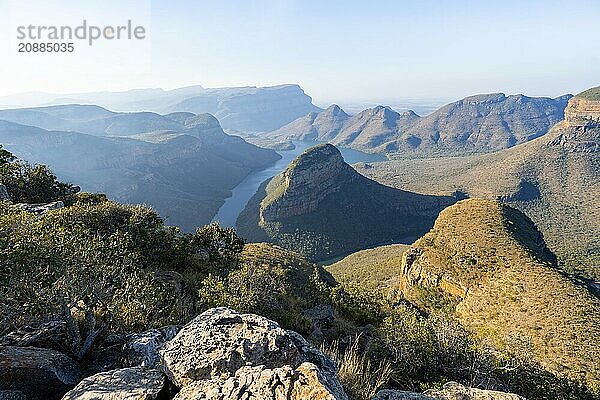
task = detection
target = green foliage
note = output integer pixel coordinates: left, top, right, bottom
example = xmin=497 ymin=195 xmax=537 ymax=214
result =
xmin=198 ymin=243 xmax=333 ymax=334
xmin=576 ymin=87 xmax=600 ymax=101
xmin=0 ymin=145 xmax=77 ymax=203
xmin=0 ymin=181 xmax=248 ymax=359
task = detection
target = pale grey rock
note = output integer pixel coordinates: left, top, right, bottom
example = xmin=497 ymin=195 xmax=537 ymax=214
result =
xmin=174 ymin=363 xmax=342 ymax=400
xmin=159 ymin=307 xmax=347 ymax=399
xmin=372 ymin=382 xmax=525 ymax=400
xmin=18 ymin=201 xmax=64 ymax=215
xmin=0 ymin=391 xmax=26 ymax=400
xmin=123 ymin=326 xmax=180 ymax=368
xmin=0 ymin=346 xmax=81 ymax=400
xmin=61 ymin=367 xmax=166 ymax=400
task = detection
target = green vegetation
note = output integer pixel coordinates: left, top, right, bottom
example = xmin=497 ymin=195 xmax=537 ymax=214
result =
xmin=576 ymin=86 xmax=600 ymax=101
xmin=0 ymin=144 xmax=78 ymax=204
xmin=2 ymin=146 xmax=598 ymax=399
xmin=395 ymin=199 xmax=600 ymax=393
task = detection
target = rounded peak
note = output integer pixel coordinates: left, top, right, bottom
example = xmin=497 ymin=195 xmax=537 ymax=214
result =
xmin=184 ymin=113 xmax=222 ymax=129
xmin=401 ymin=110 xmax=420 ymax=118
xmin=286 ymin=144 xmax=344 ymax=174
xmin=575 ymin=86 xmax=600 ymax=101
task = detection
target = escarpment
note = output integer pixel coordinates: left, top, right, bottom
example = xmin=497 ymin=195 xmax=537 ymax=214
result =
xmin=395 ymin=199 xmax=600 ymax=390
xmin=238 ymin=144 xmax=456 ymax=260
xmin=548 ymin=88 xmax=600 ymax=153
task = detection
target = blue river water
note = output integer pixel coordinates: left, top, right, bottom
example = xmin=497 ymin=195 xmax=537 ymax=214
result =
xmin=212 ymin=141 xmax=386 ymax=227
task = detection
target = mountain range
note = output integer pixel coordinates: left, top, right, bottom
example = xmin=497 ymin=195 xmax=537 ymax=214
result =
xmin=356 ymin=88 xmax=600 ymax=279
xmin=0 ymin=106 xmax=279 ymax=230
xmin=266 ymin=93 xmax=571 ymax=154
xmin=0 ymin=84 xmax=321 ymax=133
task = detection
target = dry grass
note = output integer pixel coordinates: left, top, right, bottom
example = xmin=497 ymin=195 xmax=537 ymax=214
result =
xmin=321 ymin=335 xmax=393 ymax=400
xmin=327 ymin=244 xmax=409 ymax=297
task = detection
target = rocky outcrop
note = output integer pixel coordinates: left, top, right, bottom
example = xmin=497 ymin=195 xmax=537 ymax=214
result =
xmin=548 ymin=93 xmax=600 ymax=152
xmin=61 ymin=367 xmax=166 ymax=400
xmin=260 ymin=144 xmax=351 ymax=222
xmin=238 ymin=143 xmax=455 ymax=260
xmin=399 ymin=247 xmax=469 ymax=298
xmin=373 ymin=382 xmax=525 ymax=400
xmin=0 ymin=346 xmax=81 ymax=400
xmin=160 ymin=307 xmax=347 ymax=399
xmin=173 ymin=363 xmax=341 ymax=400
xmin=123 ymin=326 xmax=180 ymax=369
xmin=17 ymin=201 xmax=64 ymax=215
xmin=564 ymin=96 xmax=600 ymax=127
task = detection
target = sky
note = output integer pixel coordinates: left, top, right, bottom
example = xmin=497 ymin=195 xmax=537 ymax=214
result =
xmin=1 ymin=0 xmax=599 ymax=105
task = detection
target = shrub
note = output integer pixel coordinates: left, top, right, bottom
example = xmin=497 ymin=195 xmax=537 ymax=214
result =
xmin=0 ymin=145 xmax=77 ymax=203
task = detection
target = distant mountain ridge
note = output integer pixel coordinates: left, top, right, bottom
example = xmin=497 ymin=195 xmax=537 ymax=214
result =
xmin=267 ymin=93 xmax=571 ymax=154
xmin=237 ymin=144 xmax=456 ymax=260
xmin=357 ymin=88 xmax=600 ymax=278
xmin=0 ymin=109 xmax=280 ymax=231
xmin=0 ymin=84 xmax=322 ymax=133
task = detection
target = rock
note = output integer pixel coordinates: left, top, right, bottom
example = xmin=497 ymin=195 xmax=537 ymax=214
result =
xmin=0 ymin=346 xmax=81 ymax=400
xmin=372 ymin=390 xmax=434 ymax=400
xmin=0 ymin=321 xmax=67 ymax=353
xmin=302 ymin=304 xmax=336 ymax=341
xmin=0 ymin=391 xmax=26 ymax=400
xmin=174 ymin=363 xmax=341 ymax=400
xmin=123 ymin=326 xmax=180 ymax=368
xmin=564 ymin=96 xmax=600 ymax=128
xmin=17 ymin=201 xmax=64 ymax=215
xmin=372 ymin=382 xmax=525 ymax=400
xmin=160 ymin=307 xmax=347 ymax=399
xmin=0 ymin=184 xmax=10 ymax=201
xmin=61 ymin=367 xmax=166 ymax=400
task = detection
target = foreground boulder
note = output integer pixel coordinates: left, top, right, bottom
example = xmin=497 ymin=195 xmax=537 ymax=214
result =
xmin=123 ymin=326 xmax=180 ymax=368
xmin=17 ymin=201 xmax=64 ymax=215
xmin=0 ymin=346 xmax=81 ymax=400
xmin=174 ymin=363 xmax=342 ymax=400
xmin=160 ymin=307 xmax=347 ymax=399
xmin=373 ymin=382 xmax=525 ymax=400
xmin=61 ymin=367 xmax=166 ymax=400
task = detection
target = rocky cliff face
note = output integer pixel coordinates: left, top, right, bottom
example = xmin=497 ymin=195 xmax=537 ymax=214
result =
xmin=237 ymin=144 xmax=456 ymax=260
xmin=546 ymin=92 xmax=600 ymax=153
xmin=564 ymin=96 xmax=600 ymax=127
xmin=260 ymin=144 xmax=353 ymax=222
xmin=174 ymin=84 xmax=322 ymax=132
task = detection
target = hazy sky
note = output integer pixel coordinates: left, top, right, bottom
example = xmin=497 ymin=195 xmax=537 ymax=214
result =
xmin=1 ymin=0 xmax=599 ymax=104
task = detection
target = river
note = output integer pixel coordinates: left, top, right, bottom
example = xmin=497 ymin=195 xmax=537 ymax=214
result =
xmin=212 ymin=141 xmax=386 ymax=227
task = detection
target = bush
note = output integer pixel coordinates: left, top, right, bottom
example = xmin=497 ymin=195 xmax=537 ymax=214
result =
xmin=0 ymin=145 xmax=77 ymax=203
